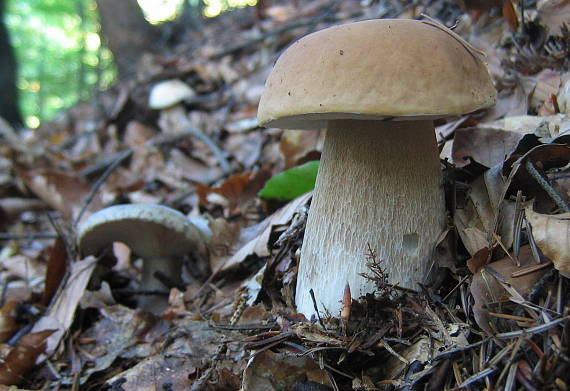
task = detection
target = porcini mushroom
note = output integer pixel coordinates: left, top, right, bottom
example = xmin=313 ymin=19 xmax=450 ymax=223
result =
xmin=257 ymin=19 xmax=496 ymax=317
xmin=77 ymin=204 xmax=208 ymax=312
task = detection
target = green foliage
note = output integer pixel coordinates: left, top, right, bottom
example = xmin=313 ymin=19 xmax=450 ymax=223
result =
xmin=258 ymin=161 xmax=320 ymax=201
xmin=6 ymin=0 xmax=116 ymax=127
xmin=4 ymin=0 xmax=257 ymax=128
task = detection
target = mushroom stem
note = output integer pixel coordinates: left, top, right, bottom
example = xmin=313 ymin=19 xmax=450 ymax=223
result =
xmin=296 ymin=119 xmax=446 ymax=317
xmin=140 ymin=255 xmax=181 ymax=310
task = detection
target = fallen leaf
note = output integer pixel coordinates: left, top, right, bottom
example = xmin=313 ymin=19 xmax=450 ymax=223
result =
xmin=0 ymin=301 xmax=18 ymax=343
xmin=451 ymin=127 xmax=527 ymax=168
xmin=280 ymin=129 xmax=322 ymax=169
xmin=41 ymin=238 xmax=67 ymax=306
xmin=0 ymin=330 xmax=55 ymax=385
xmin=537 ymin=0 xmax=570 ymax=36
xmin=470 ymin=246 xmax=548 ymax=333
xmin=502 ymin=0 xmax=519 ymax=31
xmin=210 ymin=192 xmax=311 ymax=272
xmin=242 ymin=350 xmax=332 ymax=391
xmin=17 ymin=169 xmax=102 ymax=221
xmin=526 ymin=207 xmax=570 ymax=276
xmin=197 ymin=169 xmax=271 ymax=215
xmin=467 ymin=246 xmax=493 ymax=274
xmin=31 ymin=257 xmax=98 ymax=358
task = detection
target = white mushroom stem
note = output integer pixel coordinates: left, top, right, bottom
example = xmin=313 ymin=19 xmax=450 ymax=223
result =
xmin=296 ymin=119 xmax=446 ymax=318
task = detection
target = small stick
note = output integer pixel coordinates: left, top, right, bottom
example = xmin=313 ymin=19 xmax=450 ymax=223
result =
xmin=74 ymin=149 xmax=133 ymax=227
xmin=525 ymin=160 xmax=570 ymax=213
xmin=309 ymin=288 xmax=326 ymax=329
xmin=0 ymin=232 xmax=58 ymax=241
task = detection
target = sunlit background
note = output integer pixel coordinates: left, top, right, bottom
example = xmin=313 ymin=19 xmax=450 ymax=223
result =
xmin=5 ymin=0 xmax=258 ymax=128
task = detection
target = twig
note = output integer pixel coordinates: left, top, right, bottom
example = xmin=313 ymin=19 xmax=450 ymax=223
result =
xmin=309 ymin=288 xmax=326 ymax=329
xmin=0 ymin=232 xmax=58 ymax=240
xmin=495 ymin=315 xmax=570 ymax=339
xmin=441 ymin=275 xmax=469 ymax=302
xmin=433 ymin=339 xmax=489 ymax=361
xmin=512 ymin=191 xmax=525 ymax=262
xmin=74 ymin=149 xmax=133 ymax=227
xmin=525 ymin=159 xmax=570 ymax=213
xmin=452 ymin=367 xmax=497 ymax=390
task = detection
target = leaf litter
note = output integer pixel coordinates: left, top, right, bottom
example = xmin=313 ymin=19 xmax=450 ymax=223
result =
xmin=0 ymin=0 xmax=570 ymax=389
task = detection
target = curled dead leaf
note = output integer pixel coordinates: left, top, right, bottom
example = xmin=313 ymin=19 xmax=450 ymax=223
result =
xmin=470 ymin=245 xmax=548 ymax=334
xmin=0 ymin=330 xmax=55 ymax=385
xmin=526 ymin=208 xmax=570 ymax=276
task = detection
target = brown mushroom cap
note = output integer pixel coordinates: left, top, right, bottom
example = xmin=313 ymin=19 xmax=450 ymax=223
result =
xmin=257 ymin=19 xmax=497 ymax=130
xmin=78 ymin=204 xmax=207 ymax=262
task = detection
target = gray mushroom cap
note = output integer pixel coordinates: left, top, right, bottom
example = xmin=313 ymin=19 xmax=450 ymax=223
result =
xmin=78 ymin=204 xmax=208 ymax=266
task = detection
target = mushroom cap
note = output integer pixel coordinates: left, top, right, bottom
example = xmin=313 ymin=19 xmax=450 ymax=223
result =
xmin=77 ymin=204 xmax=207 ymax=260
xmin=257 ymin=19 xmax=497 ymax=130
xmin=148 ymin=79 xmax=195 ymax=110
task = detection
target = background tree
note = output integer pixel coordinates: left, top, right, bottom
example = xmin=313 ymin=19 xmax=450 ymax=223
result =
xmin=95 ymin=0 xmax=158 ymax=79
xmin=0 ymin=0 xmax=24 ymax=129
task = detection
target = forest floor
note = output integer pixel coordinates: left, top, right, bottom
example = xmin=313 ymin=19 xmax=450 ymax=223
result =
xmin=0 ymin=0 xmax=569 ymax=390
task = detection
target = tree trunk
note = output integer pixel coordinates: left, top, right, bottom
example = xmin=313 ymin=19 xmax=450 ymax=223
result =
xmin=96 ymin=0 xmax=157 ymax=79
xmin=0 ymin=0 xmax=24 ymax=129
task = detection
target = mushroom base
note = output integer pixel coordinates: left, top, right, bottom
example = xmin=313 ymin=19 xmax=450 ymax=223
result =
xmin=295 ymin=119 xmax=446 ymax=318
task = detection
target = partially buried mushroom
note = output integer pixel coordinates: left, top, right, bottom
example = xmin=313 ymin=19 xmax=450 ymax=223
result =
xmin=77 ymin=204 xmax=208 ymax=312
xmin=257 ymin=19 xmax=496 ymax=318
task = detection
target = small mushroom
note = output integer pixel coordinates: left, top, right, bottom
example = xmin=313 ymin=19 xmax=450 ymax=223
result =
xmin=148 ymin=79 xmax=195 ymax=110
xmin=77 ymin=204 xmax=208 ymax=312
xmin=257 ymin=19 xmax=497 ymax=317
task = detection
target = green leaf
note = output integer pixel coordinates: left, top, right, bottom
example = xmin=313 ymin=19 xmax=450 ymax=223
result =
xmin=258 ymin=161 xmax=319 ymax=201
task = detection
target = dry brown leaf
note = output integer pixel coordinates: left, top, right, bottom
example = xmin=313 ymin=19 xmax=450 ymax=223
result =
xmin=526 ymin=207 xmax=570 ymax=276
xmin=1 ymin=255 xmax=46 ymax=283
xmin=467 ymin=246 xmax=493 ymax=274
xmin=454 ymin=172 xmax=518 ymax=256
xmin=280 ymin=129 xmax=323 ymax=169
xmin=18 ymin=169 xmax=102 ymax=221
xmin=225 ymin=132 xmax=264 ymax=169
xmin=537 ymin=0 xmax=570 ymax=36
xmin=524 ymin=69 xmax=562 ymax=114
xmin=0 ymin=329 xmax=55 ymax=385
xmin=470 ymin=246 xmax=547 ymax=333
xmin=242 ymin=350 xmax=332 ymax=391
xmin=41 ymin=238 xmax=67 ymax=307
xmin=451 ymin=127 xmax=526 ymax=168
xmin=197 ymin=169 xmax=271 ymax=215
xmin=219 ymin=192 xmax=311 ymax=271
xmin=31 ymin=257 xmax=98 ymax=358
xmin=483 ymin=83 xmax=528 ymax=121
xmin=502 ymin=0 xmax=519 ymax=31
xmin=0 ymin=301 xmax=18 ymax=343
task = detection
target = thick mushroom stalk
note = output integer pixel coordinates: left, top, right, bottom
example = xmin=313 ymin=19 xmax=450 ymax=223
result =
xmin=296 ymin=120 xmax=445 ymax=316
xmin=77 ymin=204 xmax=208 ymax=312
